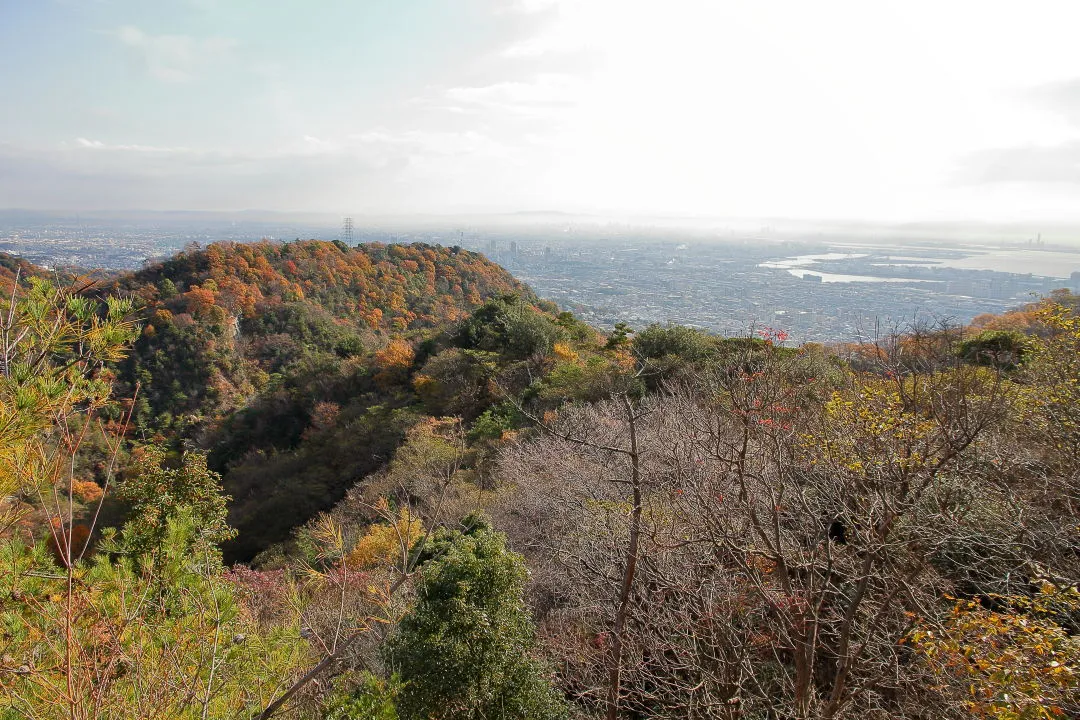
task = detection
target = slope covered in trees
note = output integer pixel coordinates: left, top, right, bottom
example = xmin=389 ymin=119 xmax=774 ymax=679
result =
xmin=0 ymin=247 xmax=1077 ymax=720
xmin=106 ymin=239 xmax=532 ymax=434
xmin=95 ymin=240 xmax=537 ymax=556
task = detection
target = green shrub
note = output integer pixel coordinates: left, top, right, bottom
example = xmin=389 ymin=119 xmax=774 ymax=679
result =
xmin=385 ymin=515 xmax=566 ymax=720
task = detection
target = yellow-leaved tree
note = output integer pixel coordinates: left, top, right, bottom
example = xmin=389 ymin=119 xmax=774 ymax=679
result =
xmin=0 ymin=277 xmax=310 ymax=720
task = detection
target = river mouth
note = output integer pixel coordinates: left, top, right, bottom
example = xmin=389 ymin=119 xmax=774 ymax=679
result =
xmin=759 ymin=245 xmax=1080 ymax=281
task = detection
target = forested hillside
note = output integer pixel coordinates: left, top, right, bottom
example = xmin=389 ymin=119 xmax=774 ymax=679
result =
xmin=96 ymin=240 xmax=537 ymax=556
xmin=106 ymin=239 xmax=532 ymax=433
xmin=0 ymin=246 xmax=1077 ymax=720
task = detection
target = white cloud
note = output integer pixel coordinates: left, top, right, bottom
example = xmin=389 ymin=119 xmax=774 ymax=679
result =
xmin=73 ymin=138 xmax=192 ymax=153
xmin=444 ymin=74 xmax=586 ymax=117
xmin=959 ymin=142 xmax=1080 ymax=185
xmin=500 ymin=0 xmax=562 ymax=14
xmin=1028 ymin=78 xmax=1080 ymax=127
xmin=114 ymin=25 xmax=236 ymax=83
xmin=3 ymin=126 xmax=534 ymax=213
xmin=351 ymin=129 xmax=512 ymax=156
xmin=499 ymin=0 xmax=591 ymax=57
xmin=301 ymin=135 xmax=338 ymax=152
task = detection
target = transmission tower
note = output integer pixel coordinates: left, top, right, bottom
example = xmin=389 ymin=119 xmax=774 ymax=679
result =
xmin=342 ymin=217 xmax=354 ymax=244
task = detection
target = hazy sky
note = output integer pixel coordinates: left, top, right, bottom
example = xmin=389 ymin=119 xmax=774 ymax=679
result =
xmin=3 ymin=0 xmax=1080 ymax=222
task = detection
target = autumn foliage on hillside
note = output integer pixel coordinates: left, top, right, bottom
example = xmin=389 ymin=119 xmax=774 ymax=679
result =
xmin=119 ymin=239 xmax=524 ymax=331
xmin=104 ymin=240 xmax=530 ymax=433
xmin=0 ymin=253 xmax=48 ymax=290
xmin=82 ymin=240 xmax=538 ymax=559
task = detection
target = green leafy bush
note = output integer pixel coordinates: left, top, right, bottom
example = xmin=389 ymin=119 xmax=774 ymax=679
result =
xmin=385 ymin=515 xmax=566 ymax=720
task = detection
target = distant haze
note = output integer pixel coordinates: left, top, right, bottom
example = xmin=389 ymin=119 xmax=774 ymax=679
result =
xmin=3 ymin=1 xmax=1080 ymax=224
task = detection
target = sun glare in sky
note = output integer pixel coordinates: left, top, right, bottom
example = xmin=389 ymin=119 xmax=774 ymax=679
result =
xmin=2 ymin=0 xmax=1080 ymax=221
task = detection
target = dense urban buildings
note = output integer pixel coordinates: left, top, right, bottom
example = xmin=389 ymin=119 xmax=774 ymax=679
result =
xmin=3 ymin=212 xmax=1078 ymax=343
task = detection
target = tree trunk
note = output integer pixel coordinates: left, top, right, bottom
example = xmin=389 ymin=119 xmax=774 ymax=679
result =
xmin=605 ymin=395 xmax=643 ymax=720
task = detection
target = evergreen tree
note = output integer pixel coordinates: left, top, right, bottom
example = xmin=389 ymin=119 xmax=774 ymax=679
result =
xmin=117 ymin=445 xmax=236 ymax=566
xmin=384 ymin=515 xmax=566 ymax=720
